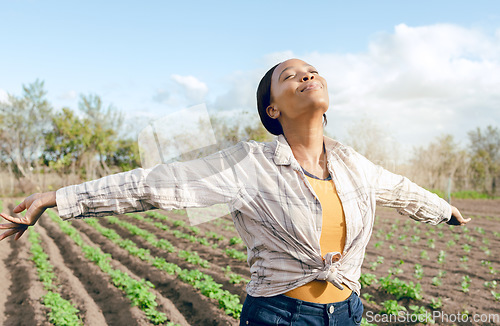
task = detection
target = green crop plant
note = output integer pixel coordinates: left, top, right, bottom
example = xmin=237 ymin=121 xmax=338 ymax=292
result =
xmin=429 ymin=297 xmax=443 ymax=309
xmin=446 ymin=239 xmax=456 ymax=248
xmin=29 ymin=229 xmax=84 ymax=326
xmin=389 ymin=244 xmax=396 ymax=251
xmin=359 ymin=273 xmax=378 ymax=287
xmin=229 ymin=237 xmax=243 ymax=246
xmin=178 ymin=250 xmax=211 ymax=268
xmin=492 ymin=291 xmax=500 ymax=301
xmin=420 ymin=250 xmax=429 ymax=260
xmin=437 ymin=250 xmax=446 ymax=264
xmin=225 ymin=248 xmax=247 ymax=262
xmin=409 ymin=305 xmax=434 ymax=324
xmin=172 ymin=209 xmax=186 ymax=215
xmin=380 ymin=300 xmax=406 ymax=315
xmin=431 ymin=277 xmax=442 ymax=287
xmin=378 ymin=276 xmax=423 ymax=300
xmin=480 ymin=246 xmax=491 ymax=256
xmin=388 ymin=267 xmax=403 ymax=275
xmin=474 ymin=227 xmax=485 ymax=235
xmin=461 ymin=275 xmax=471 ymax=293
xmin=374 ymin=241 xmax=383 ymax=249
xmin=484 ymin=280 xmax=497 ymax=289
xmin=173 ymin=220 xmax=186 ymax=228
xmin=361 ymin=293 xmax=375 ymax=304
xmin=205 ymin=231 xmax=224 ymax=242
xmin=414 ymin=264 xmax=423 ymax=280
xmin=427 ymin=238 xmax=435 ymax=249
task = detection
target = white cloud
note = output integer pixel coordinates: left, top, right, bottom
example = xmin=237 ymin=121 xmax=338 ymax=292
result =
xmin=175 ymin=24 xmax=500 ymax=159
xmin=0 ymin=89 xmax=8 ymax=103
xmin=171 ymin=74 xmax=208 ymax=104
xmin=213 ymin=24 xmax=499 ymax=153
xmin=307 ymin=23 xmax=500 ymax=149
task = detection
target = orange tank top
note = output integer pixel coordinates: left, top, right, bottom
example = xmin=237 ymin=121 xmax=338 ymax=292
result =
xmin=284 ymin=173 xmax=352 ymax=303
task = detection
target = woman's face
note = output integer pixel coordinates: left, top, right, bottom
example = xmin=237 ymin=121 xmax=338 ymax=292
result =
xmin=268 ymin=58 xmax=329 ymax=123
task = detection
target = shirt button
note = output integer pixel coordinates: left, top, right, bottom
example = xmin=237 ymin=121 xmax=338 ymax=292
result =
xmin=329 ymin=306 xmax=335 ymax=314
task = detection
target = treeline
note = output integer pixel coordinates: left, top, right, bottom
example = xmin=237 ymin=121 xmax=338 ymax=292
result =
xmin=0 ymin=80 xmax=498 ymax=198
xmin=0 ymin=80 xmax=140 ymax=194
xmin=0 ymin=80 xmax=271 ymax=196
xmin=346 ymin=120 xmax=500 ymax=199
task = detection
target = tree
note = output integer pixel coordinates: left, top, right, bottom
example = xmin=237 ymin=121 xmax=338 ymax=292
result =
xmin=468 ymin=125 xmax=500 ymax=196
xmin=0 ymin=80 xmax=52 ymax=191
xmin=410 ymin=134 xmax=468 ymax=193
xmin=78 ymin=94 xmax=123 ymax=179
xmin=42 ymin=95 xmax=132 ymax=182
xmin=346 ymin=119 xmax=398 ymax=170
xmin=42 ymin=107 xmax=90 ymax=182
xmin=106 ymin=138 xmax=141 ymax=171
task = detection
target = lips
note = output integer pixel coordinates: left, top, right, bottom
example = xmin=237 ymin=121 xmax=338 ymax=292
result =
xmin=300 ymin=81 xmax=322 ymax=92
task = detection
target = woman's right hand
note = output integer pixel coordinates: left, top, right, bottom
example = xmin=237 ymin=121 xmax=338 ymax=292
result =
xmin=0 ymin=191 xmax=57 ymax=241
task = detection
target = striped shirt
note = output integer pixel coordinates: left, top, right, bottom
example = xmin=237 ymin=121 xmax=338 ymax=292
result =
xmin=56 ymin=135 xmax=452 ymax=297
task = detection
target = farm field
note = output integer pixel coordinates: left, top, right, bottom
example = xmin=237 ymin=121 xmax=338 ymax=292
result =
xmin=0 ymin=198 xmax=499 ymax=325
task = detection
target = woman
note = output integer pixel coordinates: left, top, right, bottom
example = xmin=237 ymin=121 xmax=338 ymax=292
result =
xmin=1 ymin=58 xmax=469 ymax=325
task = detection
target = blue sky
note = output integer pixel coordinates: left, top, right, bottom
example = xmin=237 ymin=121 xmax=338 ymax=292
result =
xmin=1 ymin=0 xmax=500 ymax=155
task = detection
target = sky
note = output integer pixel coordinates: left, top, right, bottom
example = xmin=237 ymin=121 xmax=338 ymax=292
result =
xmin=1 ymin=0 xmax=500 ymax=158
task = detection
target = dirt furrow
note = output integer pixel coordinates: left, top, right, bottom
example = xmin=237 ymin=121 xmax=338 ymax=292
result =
xmin=39 ymin=214 xmax=147 ymax=326
xmin=104 ymin=215 xmax=248 ymax=302
xmin=72 ymin=218 xmax=238 ymax=326
xmin=0 ymin=237 xmax=12 ymax=325
xmin=3 ymin=203 xmax=48 ymax=326
xmin=120 ymin=214 xmax=249 ymax=278
xmin=36 ymin=223 xmax=107 ymax=325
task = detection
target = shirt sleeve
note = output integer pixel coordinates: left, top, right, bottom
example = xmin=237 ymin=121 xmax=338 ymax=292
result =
xmin=351 ymin=149 xmax=452 ymax=225
xmin=56 ymin=141 xmax=252 ymax=220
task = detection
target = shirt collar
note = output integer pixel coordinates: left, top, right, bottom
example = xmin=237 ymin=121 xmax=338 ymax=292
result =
xmin=272 ymin=134 xmax=340 ymax=166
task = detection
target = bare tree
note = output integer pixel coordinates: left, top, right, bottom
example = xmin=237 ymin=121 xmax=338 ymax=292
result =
xmin=468 ymin=125 xmax=500 ymax=196
xmin=410 ymin=134 xmax=467 ymax=193
xmin=0 ymin=80 xmax=52 ymax=192
xmin=346 ymin=119 xmax=399 ymax=171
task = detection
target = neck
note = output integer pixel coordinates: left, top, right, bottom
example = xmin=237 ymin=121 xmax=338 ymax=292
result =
xmin=282 ymin=116 xmax=327 ymax=178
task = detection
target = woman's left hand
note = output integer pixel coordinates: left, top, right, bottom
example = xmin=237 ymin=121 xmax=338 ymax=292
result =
xmin=446 ymin=205 xmax=471 ymax=226
xmin=0 ymin=191 xmax=57 ymax=241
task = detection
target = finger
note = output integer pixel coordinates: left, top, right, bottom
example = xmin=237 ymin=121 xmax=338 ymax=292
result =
xmin=0 ymin=228 xmax=19 ymax=241
xmin=14 ymin=227 xmax=27 ymax=241
xmin=13 ymin=200 xmax=27 ymax=214
xmin=0 ymin=222 xmax=21 ymax=230
xmin=25 ymin=202 xmax=45 ymax=226
xmin=0 ymin=213 xmax=25 ymax=225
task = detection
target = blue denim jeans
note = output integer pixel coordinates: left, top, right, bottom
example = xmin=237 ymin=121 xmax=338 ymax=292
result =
xmin=239 ymin=291 xmax=363 ymax=326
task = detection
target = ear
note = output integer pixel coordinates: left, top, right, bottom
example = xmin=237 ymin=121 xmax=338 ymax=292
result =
xmin=266 ymin=105 xmax=280 ymax=120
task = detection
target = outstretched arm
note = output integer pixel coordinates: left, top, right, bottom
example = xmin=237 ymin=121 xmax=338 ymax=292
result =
xmin=447 ymin=205 xmax=471 ymax=226
xmin=0 ymin=191 xmax=56 ymax=241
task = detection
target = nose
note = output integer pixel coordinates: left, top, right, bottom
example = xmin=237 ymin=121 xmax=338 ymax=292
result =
xmin=301 ymin=72 xmax=315 ymax=82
